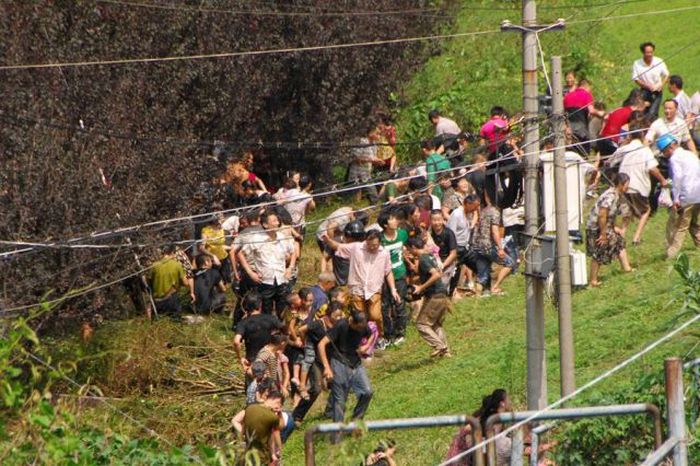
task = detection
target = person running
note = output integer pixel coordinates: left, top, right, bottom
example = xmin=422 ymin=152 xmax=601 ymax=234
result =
xmin=317 ymin=309 xmax=374 ymax=439
xmin=234 ymin=293 xmax=284 ymax=380
xmin=407 ymin=237 xmax=452 ymax=358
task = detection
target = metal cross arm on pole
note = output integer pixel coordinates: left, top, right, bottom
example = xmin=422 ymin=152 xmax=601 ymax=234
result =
xmin=500 ymin=19 xmax=566 ymax=33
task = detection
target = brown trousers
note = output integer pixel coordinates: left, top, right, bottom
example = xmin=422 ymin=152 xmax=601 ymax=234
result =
xmin=666 ymin=204 xmax=700 ymax=258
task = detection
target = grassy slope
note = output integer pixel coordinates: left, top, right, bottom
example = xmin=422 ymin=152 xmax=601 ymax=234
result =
xmin=51 ymin=1 xmax=700 ymax=464
xmin=285 ymin=0 xmax=700 ymax=464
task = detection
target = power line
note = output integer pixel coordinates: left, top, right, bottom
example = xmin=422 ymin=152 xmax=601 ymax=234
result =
xmin=94 ymin=0 xmax=443 ymax=17
xmin=0 ymin=28 xmax=500 ymax=71
xmin=2 ymin=4 xmax=696 ymax=71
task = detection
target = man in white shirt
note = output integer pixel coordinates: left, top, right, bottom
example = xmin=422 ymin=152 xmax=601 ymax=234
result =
xmin=632 ymin=41 xmax=669 ymax=118
xmin=645 ymin=100 xmax=696 ymax=154
xmin=669 ymin=75 xmax=693 ymax=121
xmin=446 ymin=194 xmax=480 ymax=294
xmin=428 ymin=109 xmax=461 ymax=137
xmin=238 ymin=210 xmax=296 ymax=316
xmin=618 ymin=122 xmax=668 ymax=244
xmin=657 ymin=134 xmax=700 ymax=258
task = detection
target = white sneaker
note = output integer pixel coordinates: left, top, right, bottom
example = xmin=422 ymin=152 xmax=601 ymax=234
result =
xmin=393 ymin=336 xmax=405 ymax=345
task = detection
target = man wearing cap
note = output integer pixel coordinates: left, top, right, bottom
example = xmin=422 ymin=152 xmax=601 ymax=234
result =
xmin=657 ymin=134 xmax=700 ymax=258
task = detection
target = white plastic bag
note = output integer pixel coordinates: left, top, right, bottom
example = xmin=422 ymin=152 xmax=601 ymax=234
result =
xmin=658 ymin=187 xmax=673 ymax=208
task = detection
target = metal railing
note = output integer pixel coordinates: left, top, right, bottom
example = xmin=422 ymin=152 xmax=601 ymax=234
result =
xmin=304 ymin=414 xmax=484 ymax=466
xmin=641 ymin=358 xmax=689 ymax=466
xmin=301 ymin=357 xmax=690 ymax=466
xmin=484 ymin=404 xmax=662 ymax=466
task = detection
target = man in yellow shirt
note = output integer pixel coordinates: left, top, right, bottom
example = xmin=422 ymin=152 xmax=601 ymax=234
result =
xmin=199 ymin=214 xmax=233 ymax=285
xmin=148 ymin=244 xmax=191 ymax=317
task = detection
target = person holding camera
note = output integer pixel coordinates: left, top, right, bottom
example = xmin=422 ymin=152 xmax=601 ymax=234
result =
xmin=407 ymin=236 xmax=452 ymax=358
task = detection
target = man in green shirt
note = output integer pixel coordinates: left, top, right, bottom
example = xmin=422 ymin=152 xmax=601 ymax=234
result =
xmin=407 ymin=236 xmax=452 ymax=358
xmin=378 ymin=171 xmax=411 ymax=204
xmin=148 ymin=244 xmax=191 ymax=317
xmin=242 ymin=391 xmax=284 ymax=464
xmin=378 ymin=208 xmax=409 ymax=348
xmin=422 ymin=139 xmax=452 ymax=199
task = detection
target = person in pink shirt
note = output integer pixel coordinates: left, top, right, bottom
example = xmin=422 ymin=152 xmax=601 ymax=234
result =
xmin=320 ymin=230 xmax=401 ymax=338
xmin=479 ymin=106 xmax=509 ymax=155
xmin=563 ymin=79 xmax=605 ymax=155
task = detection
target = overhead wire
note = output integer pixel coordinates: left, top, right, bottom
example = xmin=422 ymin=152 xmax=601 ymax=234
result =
xmin=94 ymin=0 xmax=443 ymax=17
xmin=2 ymin=4 xmax=698 ymax=71
xmin=0 ymin=127 xmax=557 ymax=312
xmin=0 ymin=28 xmax=501 ymax=71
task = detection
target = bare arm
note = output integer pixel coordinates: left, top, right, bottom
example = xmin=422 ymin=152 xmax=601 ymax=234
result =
xmin=414 ymin=266 xmax=441 ymax=296
xmin=441 ymin=248 xmax=458 ymax=269
xmin=318 ymin=336 xmax=333 ymax=380
xmin=320 ymin=228 xmax=341 ymax=251
xmin=237 ymin=249 xmax=261 ymax=283
xmin=270 ymin=428 xmax=282 ymax=463
xmin=649 ymin=167 xmax=668 ymax=186
xmin=491 ymin=224 xmax=505 ymax=259
xmin=231 ymin=408 xmax=245 ymax=435
xmin=385 ymin=271 xmax=401 ymax=303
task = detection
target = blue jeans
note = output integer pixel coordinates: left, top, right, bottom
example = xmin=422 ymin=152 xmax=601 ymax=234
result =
xmin=329 ymin=358 xmax=373 ymax=425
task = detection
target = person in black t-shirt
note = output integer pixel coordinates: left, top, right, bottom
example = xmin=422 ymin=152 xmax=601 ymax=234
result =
xmin=193 ymin=255 xmax=227 ymax=314
xmin=429 ymin=210 xmax=458 ymax=290
xmin=234 ymin=293 xmax=284 ymax=377
xmin=407 ymin=237 xmax=452 ymax=358
xmin=318 ymin=309 xmax=373 ymax=433
xmin=292 ymin=302 xmax=345 ymax=424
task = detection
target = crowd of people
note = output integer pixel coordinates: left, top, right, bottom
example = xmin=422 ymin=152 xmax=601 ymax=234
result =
xmin=142 ymin=41 xmax=700 ymax=464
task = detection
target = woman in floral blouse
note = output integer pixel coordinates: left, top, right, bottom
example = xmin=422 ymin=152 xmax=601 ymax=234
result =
xmin=586 ymin=172 xmax=634 ymax=286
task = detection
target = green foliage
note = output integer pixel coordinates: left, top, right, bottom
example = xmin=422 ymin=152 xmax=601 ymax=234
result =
xmin=552 ymin=373 xmax=665 ymax=465
xmin=0 ymin=305 xmax=232 ymax=465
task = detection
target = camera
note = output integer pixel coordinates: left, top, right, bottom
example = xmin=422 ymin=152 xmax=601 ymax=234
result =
xmin=405 ymin=285 xmax=423 ymax=302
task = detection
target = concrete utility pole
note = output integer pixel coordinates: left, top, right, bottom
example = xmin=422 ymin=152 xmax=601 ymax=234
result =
xmin=501 ymin=1 xmax=564 ymax=411
xmin=551 ymin=56 xmax=575 ymax=398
